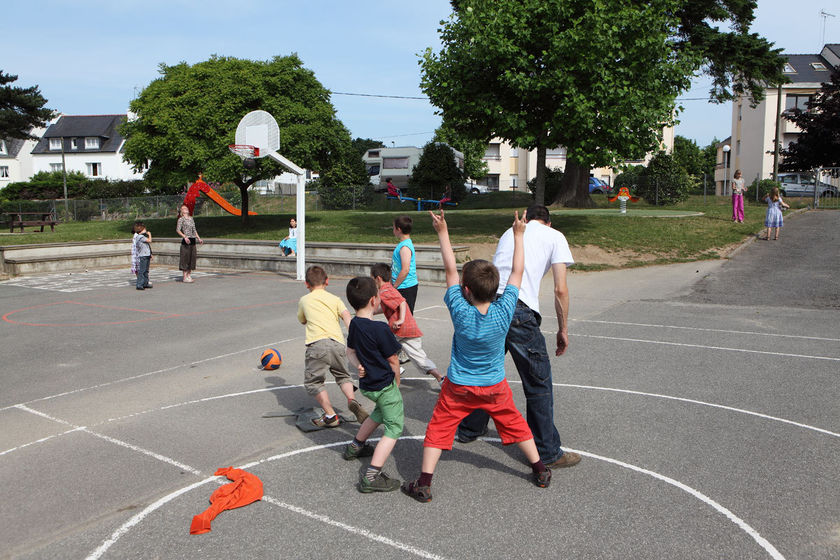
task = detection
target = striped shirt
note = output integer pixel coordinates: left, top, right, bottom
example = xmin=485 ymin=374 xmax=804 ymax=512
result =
xmin=443 ymin=284 xmax=518 ymax=387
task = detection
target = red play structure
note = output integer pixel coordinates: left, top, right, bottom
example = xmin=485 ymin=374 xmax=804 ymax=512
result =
xmin=183 ymin=176 xmax=257 ymax=216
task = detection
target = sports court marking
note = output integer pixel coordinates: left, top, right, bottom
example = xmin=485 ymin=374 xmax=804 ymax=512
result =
xmin=574 ymin=319 xmax=840 ymax=343
xmin=86 ymin=436 xmax=784 ymax=560
xmin=2 ymin=298 xmax=294 ymax=327
xmin=3 ymin=269 xmax=219 ymax=293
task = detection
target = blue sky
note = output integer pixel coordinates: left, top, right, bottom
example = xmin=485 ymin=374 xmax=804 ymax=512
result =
xmin=5 ymin=0 xmax=838 ymax=149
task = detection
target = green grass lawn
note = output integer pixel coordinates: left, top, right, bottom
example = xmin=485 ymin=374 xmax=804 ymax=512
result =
xmin=1 ymin=193 xmax=816 ymax=268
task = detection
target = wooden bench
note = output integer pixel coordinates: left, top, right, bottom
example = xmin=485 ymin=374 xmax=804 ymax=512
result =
xmin=6 ymin=212 xmax=58 ymax=233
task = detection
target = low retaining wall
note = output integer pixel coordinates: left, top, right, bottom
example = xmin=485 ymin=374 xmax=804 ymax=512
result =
xmin=0 ymin=239 xmax=470 ymax=284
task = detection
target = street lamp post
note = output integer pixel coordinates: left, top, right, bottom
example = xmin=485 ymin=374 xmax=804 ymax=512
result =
xmin=722 ymin=144 xmax=731 ymax=196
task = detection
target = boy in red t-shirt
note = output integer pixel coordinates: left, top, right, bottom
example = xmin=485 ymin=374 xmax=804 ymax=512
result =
xmin=370 ymin=263 xmax=444 ymax=384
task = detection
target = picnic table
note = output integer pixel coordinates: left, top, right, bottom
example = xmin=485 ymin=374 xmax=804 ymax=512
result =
xmin=5 ymin=211 xmax=58 ymax=233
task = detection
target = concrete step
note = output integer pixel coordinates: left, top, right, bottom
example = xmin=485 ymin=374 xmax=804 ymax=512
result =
xmin=1 ymin=239 xmax=469 ymax=284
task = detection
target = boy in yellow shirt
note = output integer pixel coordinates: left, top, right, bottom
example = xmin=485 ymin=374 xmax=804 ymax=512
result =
xmin=297 ymin=266 xmax=369 ymax=427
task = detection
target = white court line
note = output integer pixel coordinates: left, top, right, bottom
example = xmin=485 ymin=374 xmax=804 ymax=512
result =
xmin=14 ymin=404 xmax=202 ymax=476
xmin=0 ymin=337 xmax=300 ymax=413
xmin=0 ymin=427 xmax=84 ymax=457
xmin=574 ymin=333 xmax=840 ymax=362
xmin=573 ymin=319 xmax=840 ymax=343
xmin=88 ymin=437 xmax=783 ymax=560
xmin=87 ymin=441 xmax=448 ymax=560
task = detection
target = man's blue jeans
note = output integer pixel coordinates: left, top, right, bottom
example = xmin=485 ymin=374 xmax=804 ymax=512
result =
xmin=457 ymin=300 xmax=564 ymax=463
xmin=136 ymin=256 xmax=150 ymax=289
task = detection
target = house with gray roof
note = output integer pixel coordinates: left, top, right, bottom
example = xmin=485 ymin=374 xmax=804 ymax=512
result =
xmin=723 ymin=43 xmax=839 ymax=193
xmin=30 ymin=114 xmax=144 ymax=181
xmin=0 ymin=130 xmax=45 ymax=190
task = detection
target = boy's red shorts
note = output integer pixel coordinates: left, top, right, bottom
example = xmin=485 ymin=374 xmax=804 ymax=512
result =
xmin=423 ymin=378 xmax=533 ymax=449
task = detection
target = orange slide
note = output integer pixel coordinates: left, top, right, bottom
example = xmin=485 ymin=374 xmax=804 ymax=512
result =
xmin=202 ymin=187 xmax=257 ymax=216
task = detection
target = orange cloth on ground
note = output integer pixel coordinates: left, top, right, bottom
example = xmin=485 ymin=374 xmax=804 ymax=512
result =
xmin=189 ymin=467 xmax=264 ymax=535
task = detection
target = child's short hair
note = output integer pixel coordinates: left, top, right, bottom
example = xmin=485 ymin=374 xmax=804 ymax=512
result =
xmin=370 ymin=263 xmax=392 ymax=283
xmin=525 ymin=205 xmax=551 ymax=223
xmin=462 ymin=259 xmax=499 ymax=303
xmin=346 ymin=276 xmax=378 ymax=311
xmin=393 ymin=215 xmax=412 ymax=235
xmin=305 ymin=265 xmax=328 ymax=287
xmin=133 ymin=221 xmax=144 ymax=233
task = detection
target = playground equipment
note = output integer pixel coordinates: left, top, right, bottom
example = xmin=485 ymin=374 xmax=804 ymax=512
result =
xmin=229 ymin=110 xmax=307 ymax=280
xmin=386 ymin=196 xmax=457 ymax=211
xmin=608 ymin=187 xmax=640 ymax=214
xmin=183 ymin=175 xmax=257 ymax=217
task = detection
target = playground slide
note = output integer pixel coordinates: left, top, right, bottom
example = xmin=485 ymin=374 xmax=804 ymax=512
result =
xmin=203 ymin=188 xmax=258 ymax=216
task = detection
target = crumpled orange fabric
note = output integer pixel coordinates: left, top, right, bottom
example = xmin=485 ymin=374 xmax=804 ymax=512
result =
xmin=190 ymin=467 xmax=264 ymax=535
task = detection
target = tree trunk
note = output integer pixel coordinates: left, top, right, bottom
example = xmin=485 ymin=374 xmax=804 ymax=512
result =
xmin=557 ymin=159 xmax=596 ymax=208
xmin=533 ymin=145 xmax=547 ymax=206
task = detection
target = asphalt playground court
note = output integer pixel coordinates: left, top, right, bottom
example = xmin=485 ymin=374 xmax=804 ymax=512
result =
xmin=1 ymin=210 xmax=838 ymax=560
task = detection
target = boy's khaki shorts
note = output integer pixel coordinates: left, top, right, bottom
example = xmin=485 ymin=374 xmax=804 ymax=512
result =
xmin=303 ymin=338 xmax=353 ymax=395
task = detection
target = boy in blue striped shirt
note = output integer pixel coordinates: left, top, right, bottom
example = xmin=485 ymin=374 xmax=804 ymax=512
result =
xmin=401 ymin=209 xmax=550 ymax=503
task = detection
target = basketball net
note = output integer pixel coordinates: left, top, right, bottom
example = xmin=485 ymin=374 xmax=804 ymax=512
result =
xmin=228 ymin=144 xmax=259 ymax=159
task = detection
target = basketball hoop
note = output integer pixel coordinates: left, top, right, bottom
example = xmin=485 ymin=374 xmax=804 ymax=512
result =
xmin=228 ymin=144 xmax=260 ymax=159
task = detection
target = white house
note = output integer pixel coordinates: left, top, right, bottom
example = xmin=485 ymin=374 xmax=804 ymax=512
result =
xmin=726 ymin=43 xmax=839 ymax=193
xmin=479 ymin=127 xmax=675 ymax=191
xmin=0 ymin=128 xmax=45 ymax=190
xmin=30 ymin=114 xmax=144 ymax=181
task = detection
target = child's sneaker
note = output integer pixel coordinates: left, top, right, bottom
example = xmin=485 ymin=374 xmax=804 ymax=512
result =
xmin=348 ymin=399 xmax=369 ymax=423
xmin=401 ymin=480 xmax=433 ymax=503
xmin=359 ymin=471 xmax=401 ymax=493
xmin=311 ymin=413 xmax=340 ymax=428
xmin=533 ymin=468 xmax=552 ymax=488
xmin=343 ymin=442 xmax=375 ymax=461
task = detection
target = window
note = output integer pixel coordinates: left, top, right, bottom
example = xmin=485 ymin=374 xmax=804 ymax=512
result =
xmin=70 ymin=138 xmax=80 ymax=150
xmin=85 ymin=137 xmax=100 ymax=149
xmin=738 ymin=104 xmax=742 ymax=121
xmin=811 ymin=62 xmax=827 ymax=71
xmin=86 ymin=162 xmax=102 ymax=176
xmin=366 ymin=164 xmax=380 ymax=176
xmin=736 ymin=140 xmax=741 ymax=156
xmin=50 ymin=163 xmax=63 ymax=172
xmin=49 ymin=138 xmax=62 ymax=150
xmin=510 ymin=147 xmax=519 ymax=158
xmin=382 ymin=157 xmax=409 ymax=169
xmin=785 ymin=94 xmax=813 ymax=112
xmin=367 ymin=150 xmax=380 ymax=158
xmin=510 ymin=175 xmax=518 ymax=188
xmin=546 ymin=147 xmax=567 ymax=158
xmin=477 ymin=174 xmax=499 ymax=189
xmin=783 ymin=63 xmax=796 ymax=73
xmin=0 ymin=166 xmax=9 ymax=178
xmin=0 ymin=140 xmax=6 ymax=154
xmin=484 ymin=143 xmax=500 ymax=159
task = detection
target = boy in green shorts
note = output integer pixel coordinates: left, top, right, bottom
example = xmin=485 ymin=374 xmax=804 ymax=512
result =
xmin=344 ymin=276 xmax=404 ymax=493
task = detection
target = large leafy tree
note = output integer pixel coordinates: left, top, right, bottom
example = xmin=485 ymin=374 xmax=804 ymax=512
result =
xmin=407 ymin=141 xmax=465 ymax=201
xmin=420 ymin=0 xmax=786 ymax=206
xmin=0 ymin=71 xmax=55 ymax=141
xmin=780 ymin=68 xmax=840 ymax=171
xmin=122 ymin=55 xmax=355 ymax=223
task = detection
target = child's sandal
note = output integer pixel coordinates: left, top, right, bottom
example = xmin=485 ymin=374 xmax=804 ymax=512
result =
xmin=401 ymin=480 xmax=432 ymax=503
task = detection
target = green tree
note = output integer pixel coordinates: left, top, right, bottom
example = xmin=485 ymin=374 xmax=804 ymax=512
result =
xmin=421 ymin=0 xmax=785 ymax=207
xmin=421 ymin=0 xmax=696 ymax=207
xmin=351 ymin=137 xmax=385 ymax=159
xmin=634 ymin=152 xmax=692 ymax=205
xmin=700 ymin=138 xmax=720 ymax=179
xmin=432 ymin=119 xmax=488 ymax=181
xmin=121 ymin=55 xmax=355 ymax=224
xmin=673 ymin=136 xmax=705 ymax=178
xmin=0 ymin=71 xmax=55 ymax=141
xmin=407 ymin=141 xmax=465 ymax=201
xmin=780 ymin=68 xmax=840 ymax=170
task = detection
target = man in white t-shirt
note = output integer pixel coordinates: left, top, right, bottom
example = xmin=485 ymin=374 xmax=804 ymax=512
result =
xmin=457 ymin=205 xmax=581 ymax=469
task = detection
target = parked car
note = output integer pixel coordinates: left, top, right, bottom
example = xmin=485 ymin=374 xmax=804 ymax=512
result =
xmin=777 ymin=173 xmax=839 ymax=198
xmin=589 ymin=177 xmax=612 ymax=194
xmin=466 ymin=183 xmax=490 ymax=194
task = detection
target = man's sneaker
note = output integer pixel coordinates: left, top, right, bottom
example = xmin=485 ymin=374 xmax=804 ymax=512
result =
xmin=348 ymin=399 xmax=369 ymax=423
xmin=311 ymin=414 xmax=340 ymax=428
xmin=398 ymin=350 xmax=410 ymax=364
xmin=456 ymin=426 xmax=488 ymax=444
xmin=359 ymin=471 xmax=401 ymax=493
xmin=533 ymin=468 xmax=552 ymax=488
xmin=546 ymin=451 xmax=581 ymax=469
xmin=343 ymin=442 xmax=375 ymax=461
